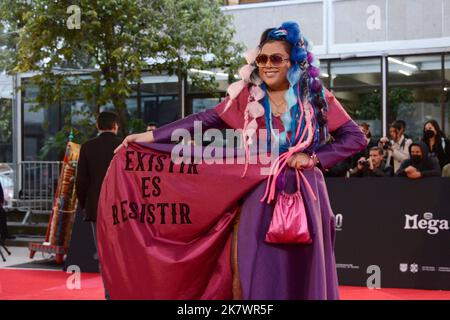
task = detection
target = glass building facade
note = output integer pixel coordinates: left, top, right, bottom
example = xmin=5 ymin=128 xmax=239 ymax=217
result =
xmin=4 ymin=0 xmax=450 ymax=161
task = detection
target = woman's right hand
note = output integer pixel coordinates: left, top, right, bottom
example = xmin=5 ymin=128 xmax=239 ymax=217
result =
xmin=114 ymin=131 xmax=155 ymax=154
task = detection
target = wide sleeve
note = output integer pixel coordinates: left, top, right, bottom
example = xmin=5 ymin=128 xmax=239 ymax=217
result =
xmin=152 ymin=108 xmax=228 ymax=143
xmin=315 ymin=90 xmax=367 ymax=169
xmin=324 ymin=88 xmax=352 ymax=132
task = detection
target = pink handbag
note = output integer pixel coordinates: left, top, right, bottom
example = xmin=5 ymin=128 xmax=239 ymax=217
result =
xmin=265 ymin=169 xmax=314 ymax=244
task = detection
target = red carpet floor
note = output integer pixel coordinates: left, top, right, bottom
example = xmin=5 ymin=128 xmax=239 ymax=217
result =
xmin=1 ymin=269 xmax=449 ymax=300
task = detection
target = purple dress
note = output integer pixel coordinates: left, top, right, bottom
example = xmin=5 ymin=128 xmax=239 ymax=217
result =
xmin=153 ymin=104 xmax=366 ymax=299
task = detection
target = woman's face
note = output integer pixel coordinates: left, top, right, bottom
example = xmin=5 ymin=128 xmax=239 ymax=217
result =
xmin=424 ymin=122 xmax=437 ymax=135
xmin=389 ymin=127 xmax=398 ymax=141
xmin=257 ymin=41 xmax=291 ymax=91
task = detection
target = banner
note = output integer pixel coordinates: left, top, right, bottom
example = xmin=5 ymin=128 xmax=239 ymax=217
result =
xmin=97 ymin=143 xmax=266 ymax=299
xmin=328 ymin=178 xmax=450 ymax=290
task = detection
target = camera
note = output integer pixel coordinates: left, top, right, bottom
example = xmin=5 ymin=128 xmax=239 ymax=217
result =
xmin=382 ymin=140 xmax=392 ymax=150
xmin=358 ymin=159 xmax=369 ymax=166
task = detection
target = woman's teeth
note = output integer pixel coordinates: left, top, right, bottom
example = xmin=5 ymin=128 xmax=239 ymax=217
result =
xmin=265 ymin=70 xmax=278 ymax=77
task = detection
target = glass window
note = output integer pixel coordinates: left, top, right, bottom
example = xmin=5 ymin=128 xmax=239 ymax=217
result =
xmin=445 ymin=53 xmax=450 ymax=84
xmin=141 ymin=95 xmax=179 ymax=127
xmin=126 ymin=97 xmax=138 ymax=117
xmin=388 ymin=86 xmax=443 ymax=141
xmin=330 ymin=58 xmax=381 ymax=88
xmin=224 ymin=0 xmax=279 ymax=4
xmin=140 ymin=75 xmax=178 ymax=96
xmin=332 ymin=88 xmax=382 ymax=139
xmin=23 ymin=84 xmax=48 ymax=160
xmin=0 ymin=98 xmax=13 ymax=162
xmin=319 ymin=62 xmax=330 ymax=89
xmin=192 ymin=98 xmax=221 ymax=114
xmin=22 ymin=78 xmax=103 ymax=160
xmin=328 ymin=58 xmax=382 ymax=140
xmin=388 ymin=55 xmax=442 ymax=85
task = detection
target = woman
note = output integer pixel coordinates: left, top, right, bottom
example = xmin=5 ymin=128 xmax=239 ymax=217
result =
xmin=115 ymin=22 xmax=366 ymax=299
xmin=379 ymin=121 xmax=412 ymax=173
xmin=422 ymin=120 xmax=450 ymax=169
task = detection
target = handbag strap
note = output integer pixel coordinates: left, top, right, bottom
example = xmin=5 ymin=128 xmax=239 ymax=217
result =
xmin=295 ymin=169 xmax=317 ymax=201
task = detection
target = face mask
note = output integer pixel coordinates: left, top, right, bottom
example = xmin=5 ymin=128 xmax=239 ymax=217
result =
xmin=411 ymin=155 xmax=422 ymax=164
xmin=424 ymin=130 xmax=435 ymax=139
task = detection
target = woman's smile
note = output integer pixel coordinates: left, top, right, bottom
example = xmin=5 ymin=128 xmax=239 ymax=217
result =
xmin=262 ymin=68 xmax=280 ymax=78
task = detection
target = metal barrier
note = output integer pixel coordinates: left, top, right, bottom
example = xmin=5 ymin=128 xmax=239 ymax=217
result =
xmin=0 ymin=161 xmax=63 ymax=224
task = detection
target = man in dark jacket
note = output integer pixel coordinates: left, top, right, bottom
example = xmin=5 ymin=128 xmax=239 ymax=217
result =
xmin=76 ymin=111 xmax=121 ymax=299
xmin=76 ymin=111 xmax=122 ymax=222
xmin=395 ymin=141 xmax=441 ymax=178
xmin=350 ymin=146 xmax=393 ymax=177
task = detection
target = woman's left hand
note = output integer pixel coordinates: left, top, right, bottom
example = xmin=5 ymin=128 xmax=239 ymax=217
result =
xmin=287 ymin=152 xmax=313 ymax=169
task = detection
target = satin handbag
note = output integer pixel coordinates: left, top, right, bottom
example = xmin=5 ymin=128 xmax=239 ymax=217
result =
xmin=265 ymin=169 xmax=313 ymax=244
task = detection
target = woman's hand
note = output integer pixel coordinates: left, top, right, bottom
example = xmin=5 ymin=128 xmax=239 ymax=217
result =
xmin=114 ymin=131 xmax=155 ymax=154
xmin=287 ymin=152 xmax=313 ymax=170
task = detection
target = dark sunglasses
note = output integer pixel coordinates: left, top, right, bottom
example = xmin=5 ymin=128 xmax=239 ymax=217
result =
xmin=255 ymin=54 xmax=290 ymax=67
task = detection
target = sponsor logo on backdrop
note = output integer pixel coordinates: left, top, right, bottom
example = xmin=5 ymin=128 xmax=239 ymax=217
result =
xmin=404 ymin=212 xmax=450 ymax=235
xmin=399 ymin=263 xmax=408 ymax=272
xmin=399 ymin=263 xmax=450 ymax=273
xmin=335 ymin=213 xmax=343 ymax=232
xmin=399 ymin=263 xmax=419 ymax=273
xmin=410 ymin=263 xmax=419 ymax=273
xmin=336 ymin=263 xmax=360 ymax=270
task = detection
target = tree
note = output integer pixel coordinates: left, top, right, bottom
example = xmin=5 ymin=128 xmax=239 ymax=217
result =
xmin=151 ymin=0 xmax=244 ymax=106
xmin=388 ymin=87 xmax=414 ymax=125
xmin=0 ymin=98 xmax=12 ymax=143
xmin=0 ymin=12 xmax=19 ymax=72
xmin=1 ymin=0 xmax=163 ymax=137
xmin=0 ymin=0 xmax=243 ymax=145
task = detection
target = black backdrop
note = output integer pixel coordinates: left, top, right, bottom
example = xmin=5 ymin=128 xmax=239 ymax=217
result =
xmin=328 ymin=178 xmax=450 ymax=290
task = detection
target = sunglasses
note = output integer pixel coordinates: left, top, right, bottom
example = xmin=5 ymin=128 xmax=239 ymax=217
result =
xmin=255 ymin=54 xmax=290 ymax=67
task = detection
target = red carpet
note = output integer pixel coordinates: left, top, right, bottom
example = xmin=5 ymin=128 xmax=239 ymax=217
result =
xmin=1 ymin=269 xmax=449 ymax=300
xmin=0 ymin=269 xmax=104 ymax=300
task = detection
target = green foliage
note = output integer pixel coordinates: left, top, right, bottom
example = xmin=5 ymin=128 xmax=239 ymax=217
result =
xmin=127 ymin=118 xmax=146 ymax=134
xmin=0 ymin=99 xmax=12 ymax=143
xmin=0 ymin=11 xmax=19 ymax=72
xmin=355 ymin=90 xmax=382 ymax=120
xmin=38 ymin=130 xmax=71 ymax=160
xmin=152 ymin=0 xmax=244 ymax=92
xmin=388 ymin=87 xmax=415 ymax=123
xmin=0 ymin=0 xmax=243 ymax=146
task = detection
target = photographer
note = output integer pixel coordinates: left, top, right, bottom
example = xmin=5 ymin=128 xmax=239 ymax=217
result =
xmin=379 ymin=121 xmax=412 ymax=172
xmin=350 ymin=147 xmax=393 ymax=177
xmin=349 ymin=122 xmax=378 ymax=169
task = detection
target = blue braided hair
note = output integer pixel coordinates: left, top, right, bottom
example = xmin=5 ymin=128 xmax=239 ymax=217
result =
xmin=256 ymin=21 xmax=329 ymax=148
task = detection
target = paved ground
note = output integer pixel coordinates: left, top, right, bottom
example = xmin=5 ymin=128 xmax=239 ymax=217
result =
xmin=0 ymin=246 xmax=57 ymax=270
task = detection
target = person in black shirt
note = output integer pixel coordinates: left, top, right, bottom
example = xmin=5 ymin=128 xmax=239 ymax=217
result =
xmin=76 ymin=111 xmax=122 ymax=300
xmin=395 ymin=141 xmax=441 ymax=179
xmin=422 ymin=120 xmax=450 ymax=170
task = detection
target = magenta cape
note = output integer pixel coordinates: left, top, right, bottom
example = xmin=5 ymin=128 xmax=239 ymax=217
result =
xmin=96 ymin=143 xmax=266 ymax=299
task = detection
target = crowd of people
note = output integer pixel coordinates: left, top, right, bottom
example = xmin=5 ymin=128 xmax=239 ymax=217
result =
xmin=326 ymin=119 xmax=450 ymax=178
